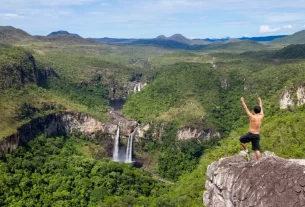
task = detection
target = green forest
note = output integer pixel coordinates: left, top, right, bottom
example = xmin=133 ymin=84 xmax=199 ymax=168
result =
xmin=0 ymin=135 xmax=168 ymax=207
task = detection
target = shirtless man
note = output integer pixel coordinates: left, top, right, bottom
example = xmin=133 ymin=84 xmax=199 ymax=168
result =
xmin=239 ymin=97 xmax=264 ymax=160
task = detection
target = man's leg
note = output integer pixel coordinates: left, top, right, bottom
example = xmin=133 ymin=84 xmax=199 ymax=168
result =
xmin=255 ymin=150 xmax=261 ymax=160
xmin=241 ymin=143 xmax=247 ymax=151
xmin=252 ymin=135 xmax=261 ymax=160
xmin=240 ymin=133 xmax=250 ymax=152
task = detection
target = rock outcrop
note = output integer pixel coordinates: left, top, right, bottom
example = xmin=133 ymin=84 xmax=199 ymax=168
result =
xmin=135 ymin=124 xmax=150 ymax=141
xmin=203 ymin=152 xmax=305 ymax=207
xmin=280 ymin=91 xmax=294 ymax=109
xmin=220 ymin=78 xmax=229 ymax=90
xmin=0 ymin=111 xmax=137 ymax=154
xmin=297 ymin=86 xmax=305 ymax=106
xmin=0 ymin=48 xmax=59 ymax=90
xmin=177 ymin=127 xmax=220 ymax=141
xmin=280 ymin=86 xmax=305 ymax=109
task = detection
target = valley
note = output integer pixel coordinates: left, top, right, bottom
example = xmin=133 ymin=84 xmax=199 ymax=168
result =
xmin=1 ymin=26 xmax=305 ymax=206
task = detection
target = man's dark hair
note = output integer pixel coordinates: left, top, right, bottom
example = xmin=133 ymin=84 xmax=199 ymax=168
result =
xmin=254 ymin=106 xmax=261 ymax=114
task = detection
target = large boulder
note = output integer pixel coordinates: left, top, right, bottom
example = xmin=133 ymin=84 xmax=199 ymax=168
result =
xmin=203 ymin=152 xmax=305 ymax=207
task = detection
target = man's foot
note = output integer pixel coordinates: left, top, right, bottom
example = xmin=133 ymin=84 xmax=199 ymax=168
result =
xmin=239 ymin=150 xmax=251 ymax=161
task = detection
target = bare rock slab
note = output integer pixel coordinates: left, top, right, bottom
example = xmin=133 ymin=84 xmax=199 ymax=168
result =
xmin=203 ymin=152 xmax=305 ymax=207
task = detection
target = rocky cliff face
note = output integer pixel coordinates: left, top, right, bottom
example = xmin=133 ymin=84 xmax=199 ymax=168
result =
xmin=0 ymin=48 xmax=59 ymax=89
xmin=279 ymin=91 xmax=294 ymax=109
xmin=297 ymin=86 xmax=305 ymax=106
xmin=177 ymin=127 xmax=220 ymax=141
xmin=0 ymin=111 xmax=138 ymax=154
xmin=280 ymin=86 xmax=305 ymax=109
xmin=203 ymin=152 xmax=305 ymax=207
xmin=220 ymin=78 xmax=229 ymax=90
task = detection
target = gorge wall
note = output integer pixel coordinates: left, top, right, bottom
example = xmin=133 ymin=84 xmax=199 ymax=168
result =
xmin=280 ymin=86 xmax=305 ymax=109
xmin=0 ymin=111 xmax=138 ymax=154
xmin=177 ymin=127 xmax=220 ymax=141
xmin=203 ymin=152 xmax=305 ymax=207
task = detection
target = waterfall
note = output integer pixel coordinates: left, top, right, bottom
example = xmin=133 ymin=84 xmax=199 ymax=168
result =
xmin=133 ymin=83 xmax=144 ymax=93
xmin=125 ymin=134 xmax=133 ymax=163
xmin=138 ymin=84 xmax=141 ymax=92
xmin=112 ymin=125 xmax=120 ymax=161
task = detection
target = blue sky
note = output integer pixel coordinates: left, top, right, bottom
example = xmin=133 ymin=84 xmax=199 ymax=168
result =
xmin=0 ymin=0 xmax=305 ymax=38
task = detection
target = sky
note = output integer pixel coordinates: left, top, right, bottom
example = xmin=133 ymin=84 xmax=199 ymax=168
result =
xmin=0 ymin=0 xmax=305 ymax=38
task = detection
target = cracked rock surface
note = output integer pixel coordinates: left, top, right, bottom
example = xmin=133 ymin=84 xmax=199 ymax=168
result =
xmin=203 ymin=152 xmax=305 ymax=207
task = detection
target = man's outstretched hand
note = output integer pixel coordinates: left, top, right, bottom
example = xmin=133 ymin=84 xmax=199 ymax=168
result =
xmin=258 ymin=97 xmax=262 ymax=101
xmin=240 ymin=97 xmax=245 ymax=102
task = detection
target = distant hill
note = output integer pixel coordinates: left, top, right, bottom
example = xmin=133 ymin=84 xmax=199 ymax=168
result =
xmin=157 ymin=34 xmax=209 ymax=45
xmin=47 ymin=30 xmax=81 ymax=38
xmin=273 ymin=44 xmax=305 ymax=59
xmin=203 ymin=35 xmax=286 ymax=43
xmin=167 ymin=34 xmax=192 ymax=44
xmin=92 ymin=34 xmax=287 ymax=47
xmin=271 ymin=30 xmax=305 ymax=44
xmin=0 ymin=26 xmax=33 ymax=43
xmin=36 ymin=35 xmax=96 ymax=44
xmin=43 ymin=30 xmax=95 ymax=44
xmin=203 ymin=37 xmax=230 ymax=42
xmin=129 ymin=39 xmax=197 ymax=49
xmin=0 ymin=26 xmax=95 ymax=45
xmin=92 ymin=36 xmax=209 ymax=47
xmin=204 ymin=40 xmax=266 ymax=51
xmin=93 ymin=37 xmax=136 ymax=44
xmin=156 ymin=35 xmax=167 ymax=40
xmin=129 ymin=39 xmax=265 ymax=51
xmin=240 ymin=35 xmax=287 ymax=42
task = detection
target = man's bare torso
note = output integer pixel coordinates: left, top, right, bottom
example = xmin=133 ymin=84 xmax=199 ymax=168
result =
xmin=248 ymin=114 xmax=264 ymax=134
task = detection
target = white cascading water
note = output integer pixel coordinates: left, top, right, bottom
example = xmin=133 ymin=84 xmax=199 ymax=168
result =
xmin=125 ymin=134 xmax=133 ymax=163
xmin=133 ymin=83 xmax=142 ymax=93
xmin=138 ymin=84 xmax=141 ymax=92
xmin=112 ymin=125 xmax=120 ymax=161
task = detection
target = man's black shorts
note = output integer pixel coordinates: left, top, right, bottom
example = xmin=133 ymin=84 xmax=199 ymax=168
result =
xmin=239 ymin=132 xmax=260 ymax=151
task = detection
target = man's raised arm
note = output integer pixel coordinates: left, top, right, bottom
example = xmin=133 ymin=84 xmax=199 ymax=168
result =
xmin=240 ymin=97 xmax=252 ymax=117
xmin=258 ymin=97 xmax=264 ymax=115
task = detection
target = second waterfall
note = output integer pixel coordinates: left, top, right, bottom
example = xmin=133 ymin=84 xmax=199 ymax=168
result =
xmin=125 ymin=134 xmax=133 ymax=163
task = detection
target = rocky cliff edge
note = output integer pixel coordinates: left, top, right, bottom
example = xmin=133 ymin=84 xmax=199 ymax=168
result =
xmin=203 ymin=152 xmax=305 ymax=207
xmin=0 ymin=111 xmax=139 ymax=154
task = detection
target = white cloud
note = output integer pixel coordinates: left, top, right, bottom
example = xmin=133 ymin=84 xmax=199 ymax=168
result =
xmin=283 ymin=24 xmax=293 ymax=29
xmin=0 ymin=13 xmax=23 ymax=19
xmin=259 ymin=25 xmax=281 ymax=33
xmin=259 ymin=24 xmax=297 ymax=34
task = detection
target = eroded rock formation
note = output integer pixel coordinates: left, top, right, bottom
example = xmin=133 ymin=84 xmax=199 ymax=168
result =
xmin=280 ymin=86 xmax=305 ymax=109
xmin=297 ymin=86 xmax=305 ymax=106
xmin=203 ymin=152 xmax=305 ymax=207
xmin=177 ymin=127 xmax=220 ymax=141
xmin=280 ymin=91 xmax=294 ymax=109
xmin=0 ymin=111 xmax=138 ymax=154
